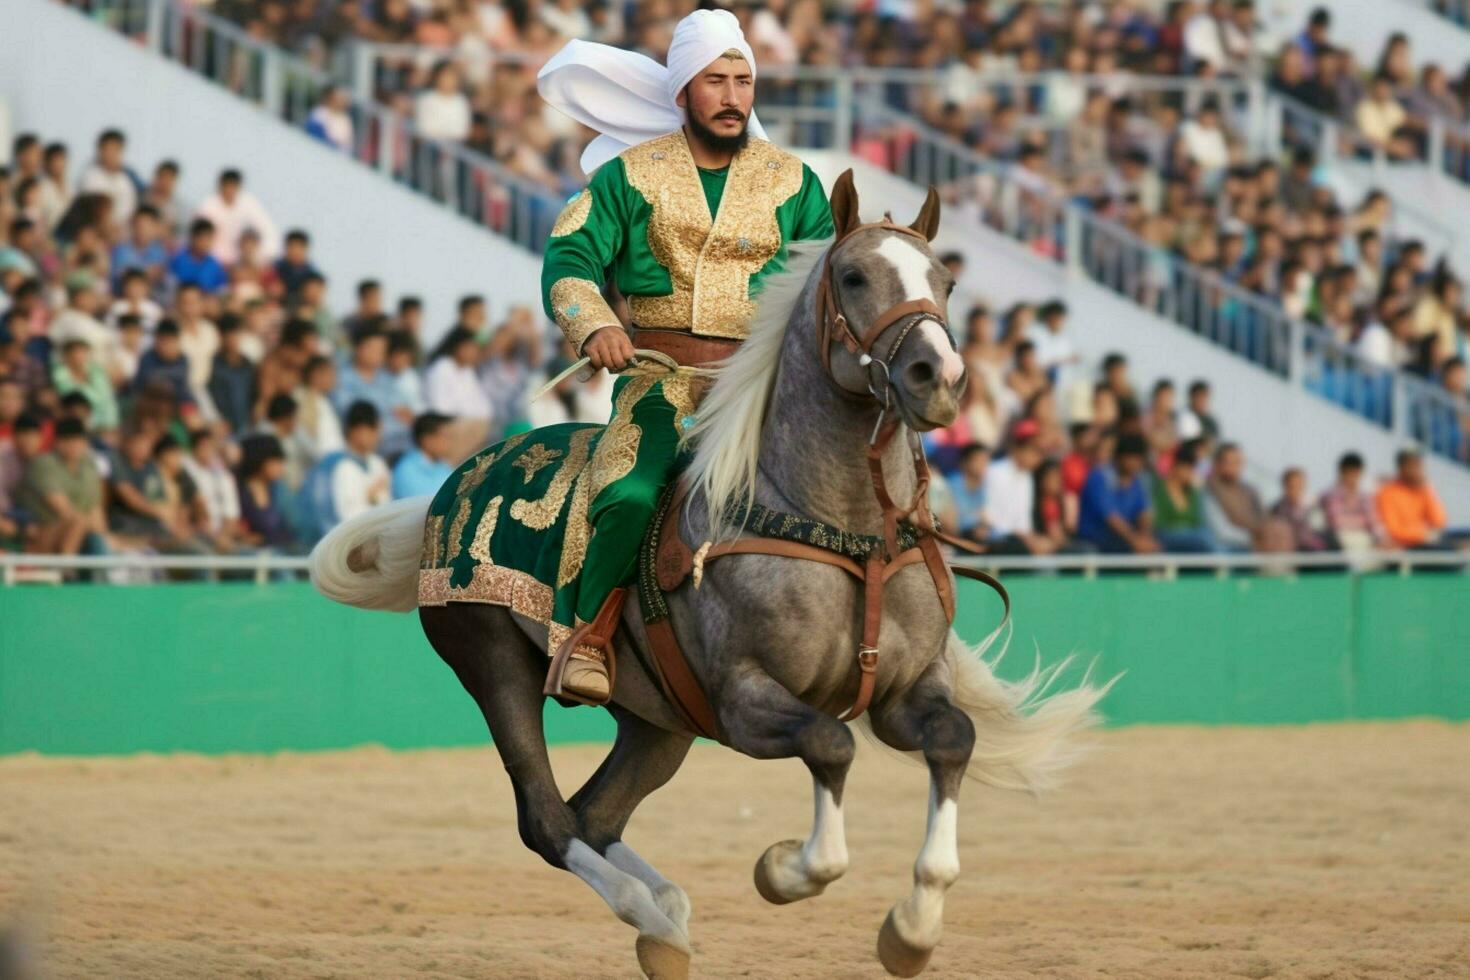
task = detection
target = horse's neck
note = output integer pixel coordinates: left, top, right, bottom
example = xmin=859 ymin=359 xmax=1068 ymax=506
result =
xmin=755 ymin=343 xmax=918 ymax=536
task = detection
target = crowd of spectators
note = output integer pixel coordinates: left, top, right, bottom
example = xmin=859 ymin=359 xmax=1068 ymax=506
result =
xmin=0 ymin=128 xmax=610 ymax=576
xmin=921 ymin=291 xmax=1469 ymax=558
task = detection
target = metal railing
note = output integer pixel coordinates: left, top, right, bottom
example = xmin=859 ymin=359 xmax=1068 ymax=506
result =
xmin=761 ymin=95 xmax=1470 ymax=467
xmin=58 ymin=0 xmax=566 ymax=254
xmin=3 ymin=548 xmax=1465 ymax=585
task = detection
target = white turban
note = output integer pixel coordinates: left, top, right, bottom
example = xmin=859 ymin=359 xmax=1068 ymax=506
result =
xmin=537 ymin=9 xmax=768 ymax=177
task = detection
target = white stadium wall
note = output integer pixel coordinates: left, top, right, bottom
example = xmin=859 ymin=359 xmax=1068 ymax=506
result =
xmin=803 ymin=152 xmax=1470 ymax=523
xmin=1 ymin=0 xmax=544 ymax=343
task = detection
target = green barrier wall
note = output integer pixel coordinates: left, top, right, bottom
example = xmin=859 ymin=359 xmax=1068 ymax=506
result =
xmin=1 ymin=574 xmax=1465 ymax=755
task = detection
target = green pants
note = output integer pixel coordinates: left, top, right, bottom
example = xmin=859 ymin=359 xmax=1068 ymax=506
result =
xmin=571 ymin=373 xmax=697 ymax=624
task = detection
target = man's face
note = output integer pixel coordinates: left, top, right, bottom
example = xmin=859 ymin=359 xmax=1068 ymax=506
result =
xmin=191 ymin=229 xmax=214 ymax=255
xmin=1444 ymin=364 xmax=1468 ymax=397
xmin=99 ymin=138 xmax=124 ymax=169
xmin=286 ymin=239 xmax=307 ymax=263
xmin=133 ymin=212 xmax=158 ymax=243
xmin=71 ymin=290 xmax=99 ymax=316
xmin=349 ymin=423 xmax=380 ymax=454
xmin=157 ymin=448 xmax=182 ymax=475
xmin=1115 ymin=451 xmax=1144 ymax=480
xmin=356 ymin=336 xmax=387 ymax=370
xmin=63 ymin=344 xmax=91 ymax=371
xmin=46 ymin=151 xmax=68 ymax=180
xmin=421 ymin=427 xmax=451 ymax=461
xmin=15 ymin=428 xmax=43 ymax=458
xmin=156 ymin=334 xmax=182 ymax=359
xmin=462 ymin=302 xmax=486 ymax=330
xmin=1015 ymin=442 xmax=1043 ymax=472
xmin=961 ymin=450 xmax=989 ymax=483
xmin=0 ymin=383 xmax=23 ymax=420
xmin=678 ymin=54 xmax=755 ymax=151
xmin=56 ymin=435 xmax=88 ymax=465
xmin=177 ymin=288 xmax=201 ymax=319
xmin=221 ymin=179 xmax=240 ymax=204
xmin=1400 ymin=455 xmax=1424 ymax=485
xmin=362 ymin=288 xmax=382 ymax=314
xmin=193 ymin=439 xmax=219 ymax=467
xmin=1284 ymin=471 xmax=1305 ymax=502
xmin=1340 ymin=465 xmax=1361 ymax=491
xmin=124 ymin=432 xmax=152 ymax=465
xmin=1217 ymin=448 xmax=1243 ymax=481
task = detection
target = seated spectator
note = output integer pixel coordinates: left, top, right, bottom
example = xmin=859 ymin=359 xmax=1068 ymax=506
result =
xmin=207 ymin=315 xmax=257 ymax=437
xmin=1005 ymin=340 xmax=1048 ymax=404
xmin=1151 ymin=443 xmax=1216 ymax=553
xmin=153 ymin=435 xmax=211 ymax=554
xmin=392 ymin=413 xmax=455 ymax=499
xmin=107 ymin=428 xmax=204 ymax=554
xmin=52 ymin=339 xmax=119 ymax=436
xmin=1205 ymin=443 xmax=1293 ymax=552
xmin=1177 ymin=379 xmax=1220 ymax=441
xmin=338 ymin=279 xmax=385 ymax=347
xmin=305 ymin=87 xmax=355 ymax=153
xmin=257 ymin=393 xmax=310 ymax=491
xmin=110 ymin=206 xmax=169 ymax=293
xmin=174 ymin=283 xmax=221 ymax=404
xmin=1026 ymin=300 xmax=1077 ymax=386
xmin=182 ymin=429 xmax=241 ymax=550
xmin=294 ymin=355 xmax=344 ymax=461
xmin=1356 ymin=74 xmax=1408 ymax=155
xmin=1142 ymin=379 xmax=1180 ymax=469
xmin=168 ymin=218 xmax=229 ymax=295
xmin=135 ymin=320 xmax=193 ymax=406
xmin=273 ymin=229 xmax=321 ymax=301
xmin=195 ymin=169 xmax=281 ymax=266
xmin=949 ymin=442 xmax=991 ymax=545
xmin=0 ymin=413 xmax=44 ymax=550
xmin=254 ymin=319 xmax=317 ymax=422
xmin=106 ymin=268 xmax=164 ymax=334
xmin=48 ymin=281 xmax=112 ymax=367
xmin=333 ymin=325 xmax=411 ymax=459
xmin=297 ymin=400 xmax=390 ymax=542
xmin=425 ymin=326 xmax=493 ymax=459
xmin=1376 ymin=448 xmax=1452 ymax=549
xmin=17 ymin=417 xmax=109 ymax=557
xmin=388 ymin=329 xmax=425 ymax=416
xmin=110 ymin=314 xmax=146 ymax=387
xmin=1031 ymin=459 xmax=1078 ymax=552
xmin=1270 ymin=467 xmax=1328 ymax=551
xmin=236 ymin=434 xmax=294 ymax=551
xmin=983 ymin=421 xmax=1055 ymax=555
xmin=78 ymin=130 xmax=139 ymax=234
xmin=1320 ymin=451 xmax=1387 ymax=551
xmin=1078 ymin=433 xmax=1159 ymax=554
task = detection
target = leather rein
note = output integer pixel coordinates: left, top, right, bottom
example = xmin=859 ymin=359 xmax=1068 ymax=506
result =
xmin=643 ymin=220 xmax=1010 ymax=743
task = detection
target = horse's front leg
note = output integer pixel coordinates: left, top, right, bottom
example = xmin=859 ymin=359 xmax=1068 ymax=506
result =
xmin=869 ymin=676 xmax=975 ymax=977
xmin=718 ymin=669 xmax=854 ymax=904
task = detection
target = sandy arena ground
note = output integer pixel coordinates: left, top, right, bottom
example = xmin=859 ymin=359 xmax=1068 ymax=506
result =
xmin=2 ymin=722 xmax=1468 ymax=979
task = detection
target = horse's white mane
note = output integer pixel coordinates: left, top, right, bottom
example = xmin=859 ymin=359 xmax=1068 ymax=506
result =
xmin=681 ymin=238 xmax=832 ymax=536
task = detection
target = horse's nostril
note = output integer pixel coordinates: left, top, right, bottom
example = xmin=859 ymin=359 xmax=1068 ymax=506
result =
xmin=904 ymin=360 xmax=936 ymax=392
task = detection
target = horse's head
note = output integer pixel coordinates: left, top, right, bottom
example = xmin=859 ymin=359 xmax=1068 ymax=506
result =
xmin=814 ymin=169 xmax=967 ymax=431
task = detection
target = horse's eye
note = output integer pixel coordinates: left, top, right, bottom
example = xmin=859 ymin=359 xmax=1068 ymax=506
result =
xmin=842 ymin=271 xmax=866 ymax=289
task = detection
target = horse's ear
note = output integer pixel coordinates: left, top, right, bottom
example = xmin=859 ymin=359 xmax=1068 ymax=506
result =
xmin=910 ymin=185 xmax=941 ymax=241
xmin=829 ymin=169 xmax=861 ymax=241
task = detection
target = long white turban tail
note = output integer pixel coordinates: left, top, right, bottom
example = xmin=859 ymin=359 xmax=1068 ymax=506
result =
xmin=537 ymin=8 xmax=768 ymax=177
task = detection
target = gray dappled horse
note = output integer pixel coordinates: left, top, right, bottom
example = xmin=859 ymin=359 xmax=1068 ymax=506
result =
xmin=311 ymin=172 xmax=1105 ymax=978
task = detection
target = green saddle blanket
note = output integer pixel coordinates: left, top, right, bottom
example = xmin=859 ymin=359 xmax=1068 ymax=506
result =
xmin=418 ymin=423 xmax=605 ymax=652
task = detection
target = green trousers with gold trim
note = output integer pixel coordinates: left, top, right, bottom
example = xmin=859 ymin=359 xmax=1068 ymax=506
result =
xmin=572 ymin=373 xmax=695 ymax=625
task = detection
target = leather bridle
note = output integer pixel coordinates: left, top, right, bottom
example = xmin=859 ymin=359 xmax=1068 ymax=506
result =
xmin=813 ymin=215 xmax=955 ymax=412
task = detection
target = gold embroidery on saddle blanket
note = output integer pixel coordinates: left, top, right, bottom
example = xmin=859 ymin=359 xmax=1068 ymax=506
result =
xmin=513 ymin=444 xmax=563 ymax=484
xmin=458 ymin=432 xmax=528 ymax=496
xmin=509 ymin=428 xmax=596 ymax=531
xmin=419 ymin=513 xmax=446 ymax=569
xmin=470 ymin=496 xmax=503 ymax=563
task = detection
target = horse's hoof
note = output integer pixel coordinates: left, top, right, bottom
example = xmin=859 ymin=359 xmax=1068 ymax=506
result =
xmin=652 ymin=883 xmax=692 ymax=936
xmin=636 ymin=933 xmax=691 ymax=980
xmin=877 ymin=907 xmax=934 ymax=978
xmin=753 ymin=838 xmax=815 ymax=905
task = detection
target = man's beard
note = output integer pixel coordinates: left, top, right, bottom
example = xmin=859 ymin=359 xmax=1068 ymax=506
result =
xmin=687 ymin=108 xmax=751 ymax=155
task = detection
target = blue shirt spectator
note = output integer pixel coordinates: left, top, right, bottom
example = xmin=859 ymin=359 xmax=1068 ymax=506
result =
xmin=1078 ymin=436 xmax=1155 ymax=553
xmin=333 ymin=329 xmax=410 ymax=457
xmin=391 ymin=413 xmax=455 ymax=498
xmin=134 ymin=321 xmax=195 ymax=405
xmin=169 ymin=218 xmax=229 ymax=294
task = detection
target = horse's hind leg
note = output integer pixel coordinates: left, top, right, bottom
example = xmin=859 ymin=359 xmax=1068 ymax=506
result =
xmin=717 ymin=669 xmax=854 ymax=905
xmin=868 ymin=666 xmax=975 ymax=978
xmin=570 ymin=707 xmax=695 ymax=935
xmin=421 ymin=605 xmax=689 ymax=979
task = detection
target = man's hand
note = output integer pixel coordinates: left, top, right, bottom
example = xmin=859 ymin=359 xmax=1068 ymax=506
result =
xmin=583 ymin=327 xmax=635 ymax=372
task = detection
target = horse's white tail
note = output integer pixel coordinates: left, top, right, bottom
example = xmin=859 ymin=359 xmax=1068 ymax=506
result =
xmin=861 ymin=625 xmax=1114 ymax=794
xmin=309 ymin=496 xmax=431 ymax=613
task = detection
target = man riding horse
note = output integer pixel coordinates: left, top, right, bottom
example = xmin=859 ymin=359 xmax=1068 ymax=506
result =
xmin=535 ymin=9 xmax=835 ymax=703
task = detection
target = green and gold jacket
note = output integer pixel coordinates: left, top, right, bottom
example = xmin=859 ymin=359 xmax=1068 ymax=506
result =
xmin=540 ymin=129 xmax=835 ymax=351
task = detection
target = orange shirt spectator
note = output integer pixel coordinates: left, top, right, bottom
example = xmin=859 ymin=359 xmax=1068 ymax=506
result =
xmin=1375 ymin=451 xmax=1447 ymax=547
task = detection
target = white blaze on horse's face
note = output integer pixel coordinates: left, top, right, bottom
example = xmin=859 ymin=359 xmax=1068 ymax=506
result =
xmin=874 ymin=236 xmax=965 ymax=387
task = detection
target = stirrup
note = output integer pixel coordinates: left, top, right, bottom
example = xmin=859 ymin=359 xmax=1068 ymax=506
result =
xmin=544 ymin=587 xmax=627 ymax=706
